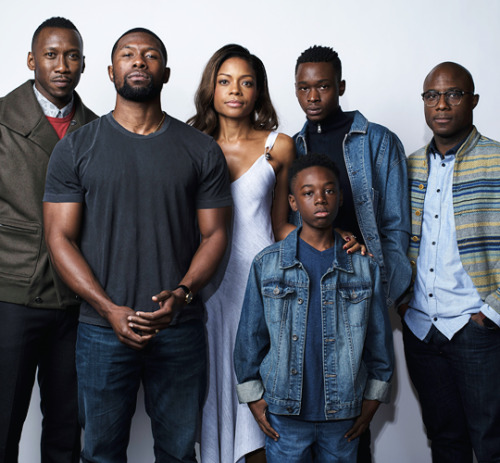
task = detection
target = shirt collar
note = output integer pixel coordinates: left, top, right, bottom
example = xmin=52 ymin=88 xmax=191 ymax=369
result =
xmin=428 ymin=131 xmax=473 ymax=159
xmin=33 ymin=83 xmax=74 ymax=118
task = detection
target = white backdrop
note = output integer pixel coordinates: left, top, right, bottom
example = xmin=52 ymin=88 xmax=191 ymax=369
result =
xmin=1 ymin=0 xmax=499 ymax=461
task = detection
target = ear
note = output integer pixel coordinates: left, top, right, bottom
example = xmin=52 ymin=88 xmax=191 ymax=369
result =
xmin=472 ymin=93 xmax=479 ymax=109
xmin=163 ymin=67 xmax=171 ymax=84
xmin=338 ymin=80 xmax=346 ymax=97
xmin=27 ymin=51 xmax=35 ymax=71
xmin=108 ymin=65 xmax=114 ymax=83
xmin=81 ymin=56 xmax=86 ymax=74
xmin=288 ymin=193 xmax=298 ymax=212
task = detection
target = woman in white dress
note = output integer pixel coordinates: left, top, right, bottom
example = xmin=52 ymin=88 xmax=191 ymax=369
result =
xmin=188 ymin=44 xmax=361 ymax=463
xmin=188 ymin=44 xmax=294 ymax=463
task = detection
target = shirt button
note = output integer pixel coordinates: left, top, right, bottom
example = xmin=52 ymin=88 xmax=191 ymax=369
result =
xmin=418 ymin=184 xmax=425 ymax=190
xmin=297 ymin=298 xmax=303 ymax=305
xmin=430 ymin=268 xmax=434 ymax=272
xmin=434 ymin=215 xmax=439 ymax=219
xmin=291 ymin=369 xmax=297 ymax=375
xmin=437 ymin=189 xmax=441 ymax=193
xmin=34 ymin=297 xmax=43 ymax=304
xmin=442 ymin=163 xmax=445 ymax=167
xmin=415 ymin=210 xmax=421 ymax=216
xmin=433 ymin=317 xmax=438 ymax=322
xmin=432 ymin=241 xmax=436 ymax=245
xmin=429 ymin=293 xmax=433 ymax=297
xmin=412 ymin=236 xmax=419 ymax=242
xmin=292 ymin=334 xmax=298 ymax=341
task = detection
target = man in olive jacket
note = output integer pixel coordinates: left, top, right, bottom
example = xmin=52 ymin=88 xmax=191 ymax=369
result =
xmin=0 ymin=17 xmax=96 ymax=462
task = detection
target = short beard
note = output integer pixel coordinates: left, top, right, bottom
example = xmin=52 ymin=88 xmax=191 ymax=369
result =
xmin=115 ymin=77 xmax=162 ymax=102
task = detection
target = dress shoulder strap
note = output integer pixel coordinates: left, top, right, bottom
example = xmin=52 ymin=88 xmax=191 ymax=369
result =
xmin=264 ymin=131 xmax=279 ymax=157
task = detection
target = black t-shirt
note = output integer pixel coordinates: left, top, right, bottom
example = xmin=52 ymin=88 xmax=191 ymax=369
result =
xmin=44 ymin=112 xmax=232 ymax=327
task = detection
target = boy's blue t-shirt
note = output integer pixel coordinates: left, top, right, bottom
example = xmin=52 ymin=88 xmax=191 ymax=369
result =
xmin=297 ymin=237 xmax=336 ymax=421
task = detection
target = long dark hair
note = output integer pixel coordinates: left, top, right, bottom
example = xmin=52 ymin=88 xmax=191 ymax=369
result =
xmin=187 ymin=44 xmax=278 ymax=136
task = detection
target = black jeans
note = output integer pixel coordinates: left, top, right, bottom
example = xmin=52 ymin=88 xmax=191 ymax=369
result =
xmin=0 ymin=301 xmax=80 ymax=463
xmin=403 ymin=321 xmax=500 ymax=463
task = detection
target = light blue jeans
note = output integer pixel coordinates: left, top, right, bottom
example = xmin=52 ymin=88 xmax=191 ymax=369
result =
xmin=76 ymin=320 xmax=206 ymax=463
xmin=266 ymin=413 xmax=358 ymax=462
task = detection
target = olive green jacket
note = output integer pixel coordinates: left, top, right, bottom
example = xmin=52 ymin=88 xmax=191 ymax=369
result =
xmin=0 ymin=80 xmax=97 ymax=308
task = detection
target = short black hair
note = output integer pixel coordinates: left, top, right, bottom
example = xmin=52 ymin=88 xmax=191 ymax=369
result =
xmin=32 ymin=17 xmax=81 ymax=50
xmin=295 ymin=45 xmax=342 ymax=82
xmin=111 ymin=27 xmax=167 ymax=63
xmin=288 ymin=154 xmax=340 ymax=192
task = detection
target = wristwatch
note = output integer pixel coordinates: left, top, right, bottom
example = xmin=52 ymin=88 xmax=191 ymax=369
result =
xmin=175 ymin=285 xmax=193 ymax=305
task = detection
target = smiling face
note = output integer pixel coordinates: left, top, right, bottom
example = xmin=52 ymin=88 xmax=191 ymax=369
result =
xmin=108 ymin=31 xmax=170 ymax=102
xmin=27 ymin=27 xmax=84 ymax=108
xmin=213 ymin=57 xmax=258 ymax=120
xmin=295 ymin=61 xmax=345 ymax=122
xmin=423 ymin=63 xmax=479 ymax=153
xmin=289 ymin=166 xmax=342 ymax=234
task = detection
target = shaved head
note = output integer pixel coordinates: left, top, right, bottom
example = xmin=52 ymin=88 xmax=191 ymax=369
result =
xmin=424 ymin=62 xmax=475 ymax=92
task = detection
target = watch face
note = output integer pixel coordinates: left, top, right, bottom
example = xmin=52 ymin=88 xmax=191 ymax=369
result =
xmin=185 ymin=292 xmax=193 ymax=304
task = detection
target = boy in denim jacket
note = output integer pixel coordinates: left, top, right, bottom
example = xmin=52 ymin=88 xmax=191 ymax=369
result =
xmin=234 ymin=154 xmax=394 ymax=462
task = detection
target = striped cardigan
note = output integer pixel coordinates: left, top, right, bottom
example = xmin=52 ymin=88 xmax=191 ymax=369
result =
xmin=408 ymin=127 xmax=500 ymax=314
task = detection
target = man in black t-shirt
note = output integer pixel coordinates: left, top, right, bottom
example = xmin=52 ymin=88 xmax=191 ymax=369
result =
xmin=44 ymin=28 xmax=231 ymax=462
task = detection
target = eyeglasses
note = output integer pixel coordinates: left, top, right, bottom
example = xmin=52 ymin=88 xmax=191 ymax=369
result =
xmin=421 ymin=90 xmax=474 ymax=107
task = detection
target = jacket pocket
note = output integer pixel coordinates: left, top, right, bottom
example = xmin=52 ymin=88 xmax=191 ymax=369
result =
xmin=339 ymin=286 xmax=371 ymax=327
xmin=262 ymin=281 xmax=295 ymax=324
xmin=0 ymin=218 xmax=42 ymax=279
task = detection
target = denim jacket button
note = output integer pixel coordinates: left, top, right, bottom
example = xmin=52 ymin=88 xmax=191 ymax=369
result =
xmin=292 ymin=334 xmax=298 ymax=341
xmin=291 ymin=368 xmax=297 ymax=375
xmin=287 ymin=407 xmax=293 ymax=413
xmin=297 ymin=298 xmax=303 ymax=304
xmin=273 ymin=287 xmax=280 ymax=295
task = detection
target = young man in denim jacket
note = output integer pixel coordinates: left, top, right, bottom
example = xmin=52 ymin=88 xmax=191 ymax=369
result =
xmin=293 ymin=45 xmax=411 ymax=313
xmin=234 ymin=154 xmax=394 ymax=463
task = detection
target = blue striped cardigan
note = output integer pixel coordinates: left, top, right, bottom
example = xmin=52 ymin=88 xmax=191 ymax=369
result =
xmin=407 ymin=127 xmax=500 ymax=314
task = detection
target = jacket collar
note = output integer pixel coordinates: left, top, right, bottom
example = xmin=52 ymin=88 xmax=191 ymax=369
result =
xmin=295 ymin=110 xmax=367 ymax=153
xmin=0 ymin=80 xmax=95 ymax=156
xmin=424 ymin=126 xmax=480 ymax=164
xmin=279 ymin=227 xmax=354 ymax=273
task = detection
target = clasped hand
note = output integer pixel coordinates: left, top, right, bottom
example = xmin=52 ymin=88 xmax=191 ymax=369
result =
xmin=108 ymin=288 xmax=186 ymax=350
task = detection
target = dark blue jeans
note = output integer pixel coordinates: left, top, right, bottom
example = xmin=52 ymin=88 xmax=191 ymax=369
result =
xmin=266 ymin=413 xmax=357 ymax=462
xmin=76 ymin=319 xmax=206 ymax=463
xmin=403 ymin=320 xmax=500 ymax=463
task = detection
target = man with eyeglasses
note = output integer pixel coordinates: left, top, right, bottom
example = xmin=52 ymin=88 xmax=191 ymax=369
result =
xmin=399 ymin=62 xmax=500 ymax=462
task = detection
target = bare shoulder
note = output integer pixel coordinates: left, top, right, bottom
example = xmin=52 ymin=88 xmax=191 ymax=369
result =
xmin=271 ymin=133 xmax=296 ymax=164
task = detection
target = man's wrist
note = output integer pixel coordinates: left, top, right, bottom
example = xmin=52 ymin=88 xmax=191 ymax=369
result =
xmin=174 ymin=285 xmax=193 ymax=305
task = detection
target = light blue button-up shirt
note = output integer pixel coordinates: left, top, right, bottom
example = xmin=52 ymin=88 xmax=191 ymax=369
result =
xmin=406 ymin=141 xmax=500 ymax=341
xmin=33 ymin=84 xmax=74 ymax=118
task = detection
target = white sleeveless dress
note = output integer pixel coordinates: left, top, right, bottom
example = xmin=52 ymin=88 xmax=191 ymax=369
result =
xmin=201 ymin=132 xmax=279 ymax=463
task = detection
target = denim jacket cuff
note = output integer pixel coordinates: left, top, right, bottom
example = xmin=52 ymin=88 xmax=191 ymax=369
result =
xmin=236 ymin=380 xmax=264 ymax=404
xmin=364 ymin=379 xmax=392 ymax=404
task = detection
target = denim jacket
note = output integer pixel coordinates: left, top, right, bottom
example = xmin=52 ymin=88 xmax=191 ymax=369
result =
xmin=294 ymin=111 xmax=411 ymax=309
xmin=234 ymin=228 xmax=394 ymax=420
